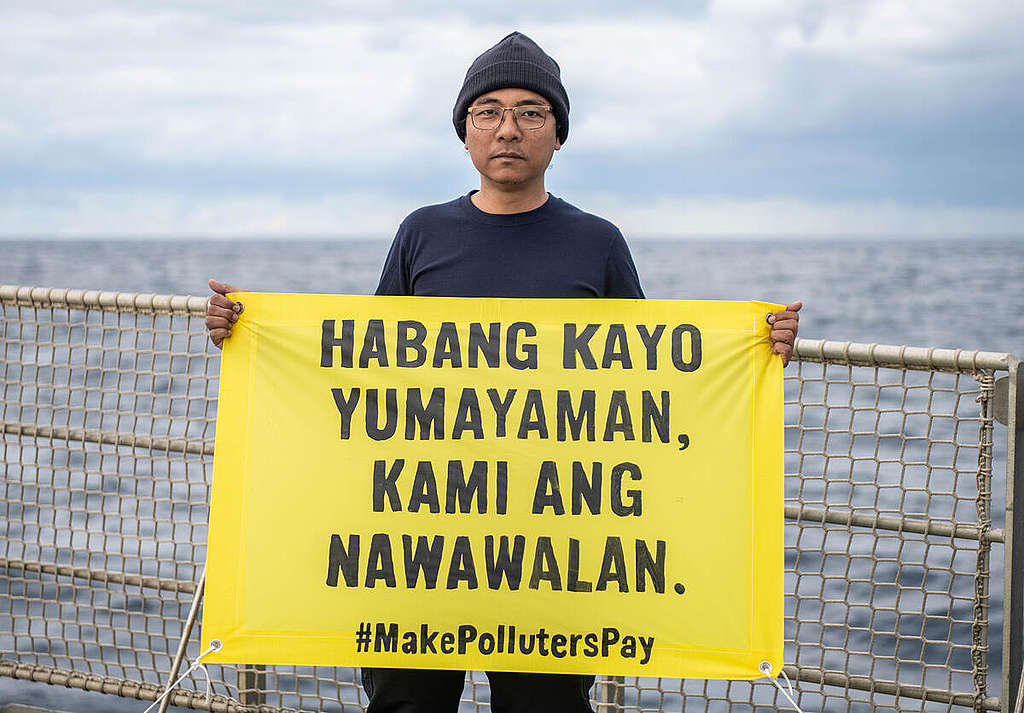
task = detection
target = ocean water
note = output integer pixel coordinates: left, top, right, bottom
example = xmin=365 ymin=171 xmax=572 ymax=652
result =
xmin=5 ymin=236 xmax=1024 ymax=354
xmin=2 ymin=236 xmax=1023 ymax=712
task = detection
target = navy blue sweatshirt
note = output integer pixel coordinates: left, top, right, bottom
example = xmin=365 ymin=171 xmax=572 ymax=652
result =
xmin=375 ymin=192 xmax=644 ymax=299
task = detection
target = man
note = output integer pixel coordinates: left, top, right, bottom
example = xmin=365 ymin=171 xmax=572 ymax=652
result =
xmin=206 ymin=31 xmax=800 ymax=713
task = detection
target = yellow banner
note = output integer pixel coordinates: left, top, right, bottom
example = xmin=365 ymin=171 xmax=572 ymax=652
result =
xmin=203 ymin=294 xmax=783 ymax=678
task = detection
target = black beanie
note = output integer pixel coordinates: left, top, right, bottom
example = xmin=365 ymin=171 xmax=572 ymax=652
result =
xmin=453 ymin=32 xmax=570 ymax=145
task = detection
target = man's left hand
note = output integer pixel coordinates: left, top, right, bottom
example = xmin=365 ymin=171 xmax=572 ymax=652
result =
xmin=767 ymin=301 xmax=802 ymax=367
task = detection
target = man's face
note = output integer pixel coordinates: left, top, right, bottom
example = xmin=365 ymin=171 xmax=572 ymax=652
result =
xmin=465 ymin=87 xmax=561 ymax=189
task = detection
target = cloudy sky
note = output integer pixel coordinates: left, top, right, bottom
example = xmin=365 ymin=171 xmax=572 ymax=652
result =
xmin=2 ymin=0 xmax=1022 ymax=238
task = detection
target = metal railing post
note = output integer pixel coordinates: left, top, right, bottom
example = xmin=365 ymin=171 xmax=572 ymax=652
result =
xmin=596 ymin=675 xmax=624 ymax=712
xmin=157 ymin=573 xmax=205 ymax=713
xmin=1003 ymin=361 xmax=1024 ymax=713
xmin=238 ymin=664 xmax=266 ymax=707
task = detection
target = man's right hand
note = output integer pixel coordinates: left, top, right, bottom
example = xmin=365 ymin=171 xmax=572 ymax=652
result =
xmin=206 ymin=279 xmax=248 ymax=349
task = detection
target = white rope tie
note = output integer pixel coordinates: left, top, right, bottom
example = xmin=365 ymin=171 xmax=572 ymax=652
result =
xmin=759 ymin=661 xmax=808 ymax=713
xmin=142 ymin=639 xmax=222 ymax=713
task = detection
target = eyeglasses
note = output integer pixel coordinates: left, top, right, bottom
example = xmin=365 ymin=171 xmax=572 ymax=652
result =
xmin=467 ymin=104 xmax=552 ymax=131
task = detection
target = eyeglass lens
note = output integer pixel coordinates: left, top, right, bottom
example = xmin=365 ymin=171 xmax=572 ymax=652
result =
xmin=470 ymin=107 xmax=547 ymax=130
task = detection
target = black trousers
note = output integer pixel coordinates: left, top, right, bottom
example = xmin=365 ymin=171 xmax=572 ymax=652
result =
xmin=361 ymin=667 xmax=595 ymax=713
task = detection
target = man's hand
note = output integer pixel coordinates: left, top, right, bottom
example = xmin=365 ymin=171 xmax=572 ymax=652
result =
xmin=767 ymin=301 xmax=801 ymax=367
xmin=206 ymin=279 xmax=248 ymax=349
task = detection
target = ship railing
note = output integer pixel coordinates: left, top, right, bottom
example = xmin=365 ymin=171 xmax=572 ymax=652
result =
xmin=1 ymin=284 xmax=1021 ymax=712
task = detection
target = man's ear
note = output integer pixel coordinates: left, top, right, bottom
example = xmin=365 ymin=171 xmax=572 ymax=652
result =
xmin=555 ymin=139 xmax=561 ymax=150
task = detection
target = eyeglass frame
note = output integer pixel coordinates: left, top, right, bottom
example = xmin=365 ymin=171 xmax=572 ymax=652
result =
xmin=466 ymin=104 xmax=554 ymax=131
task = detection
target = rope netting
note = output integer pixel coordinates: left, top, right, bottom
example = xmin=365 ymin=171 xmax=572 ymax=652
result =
xmin=0 ymin=285 xmax=1016 ymax=712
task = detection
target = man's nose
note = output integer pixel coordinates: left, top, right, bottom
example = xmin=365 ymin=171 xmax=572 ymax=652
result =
xmin=495 ymin=108 xmax=523 ymax=140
